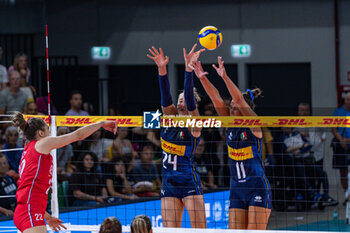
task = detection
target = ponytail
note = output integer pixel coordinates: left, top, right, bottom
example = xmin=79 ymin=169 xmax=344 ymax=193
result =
xmin=12 ymin=112 xmax=47 ymax=141
xmin=243 ymin=88 xmax=263 ymax=109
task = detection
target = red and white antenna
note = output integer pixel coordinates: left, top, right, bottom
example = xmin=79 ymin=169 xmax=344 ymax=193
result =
xmin=45 ymin=25 xmax=51 ymax=121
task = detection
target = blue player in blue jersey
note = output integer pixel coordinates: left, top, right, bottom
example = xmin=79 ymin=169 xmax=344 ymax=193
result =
xmin=147 ymin=44 xmax=206 ymax=228
xmin=193 ymin=57 xmax=271 ymax=229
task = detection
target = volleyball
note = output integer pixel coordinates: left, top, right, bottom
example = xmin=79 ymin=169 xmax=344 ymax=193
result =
xmin=197 ymin=26 xmax=223 ymax=50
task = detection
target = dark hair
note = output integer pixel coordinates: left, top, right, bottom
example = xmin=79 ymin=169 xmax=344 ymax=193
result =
xmin=69 ymin=90 xmax=83 ymax=100
xmin=110 ymin=156 xmax=125 ymax=174
xmin=99 ymin=217 xmax=122 ymax=233
xmin=122 ymin=153 xmax=133 ymax=166
xmin=131 ymin=215 xmax=152 ymax=233
xmin=142 ymin=144 xmax=154 ymax=152
xmin=111 ymin=156 xmax=123 ymax=164
xmin=12 ymin=112 xmax=47 ymax=141
xmin=242 ymin=88 xmax=262 ymax=110
xmin=78 ymin=151 xmax=98 ymax=172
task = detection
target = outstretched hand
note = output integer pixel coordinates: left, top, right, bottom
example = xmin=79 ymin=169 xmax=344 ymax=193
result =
xmin=46 ymin=216 xmax=67 ymax=232
xmin=102 ymin=121 xmax=118 ymax=135
xmin=147 ymin=46 xmax=169 ymax=68
xmin=183 ymin=44 xmax=205 ymax=71
xmin=212 ymin=56 xmax=227 ymax=78
xmin=193 ymin=61 xmax=208 ymax=79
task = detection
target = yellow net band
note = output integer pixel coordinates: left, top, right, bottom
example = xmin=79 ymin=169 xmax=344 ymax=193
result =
xmin=23 ymin=115 xmax=350 ymax=128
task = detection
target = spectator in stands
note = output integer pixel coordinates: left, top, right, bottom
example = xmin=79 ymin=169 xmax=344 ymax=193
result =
xmin=65 ymin=90 xmax=89 ymax=116
xmin=113 ymin=128 xmax=138 ymax=158
xmin=70 ymin=152 xmax=108 ymax=206
xmin=122 ymin=153 xmax=137 ymax=182
xmin=202 ymin=103 xmax=221 ymax=185
xmin=24 ymin=101 xmax=41 ymax=115
xmin=99 ymin=217 xmax=122 ymax=233
xmin=297 ymin=103 xmax=338 ymax=206
xmin=105 ymin=156 xmax=138 ymax=201
xmin=332 ymin=93 xmax=350 ymax=195
xmin=0 ymin=70 xmax=28 ymax=114
xmin=83 ymin=102 xmax=95 ymax=115
xmin=8 ymin=53 xmax=36 ymax=100
xmin=103 ymin=138 xmax=121 ymax=162
xmin=279 ymin=127 xmax=323 ymax=206
xmin=262 ymin=128 xmax=275 ymax=180
xmin=0 ymin=154 xmax=17 ymax=217
xmin=131 ymin=128 xmax=161 ymax=152
xmin=56 ymin=127 xmax=75 ymax=181
xmin=131 ymin=215 xmax=153 ymax=233
xmin=194 ymin=139 xmax=217 ymax=190
xmin=131 ymin=128 xmax=161 ymax=173
xmin=86 ymin=129 xmax=113 ymax=162
xmin=3 ymin=126 xmax=22 ymax=174
xmin=8 ymin=53 xmax=31 ymax=86
xmin=0 ymin=46 xmax=8 ymax=90
xmin=132 ymin=144 xmax=161 ymax=197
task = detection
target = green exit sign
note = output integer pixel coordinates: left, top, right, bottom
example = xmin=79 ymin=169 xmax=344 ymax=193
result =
xmin=91 ymin=47 xmax=111 ymax=60
xmin=231 ymin=44 xmax=251 ymax=58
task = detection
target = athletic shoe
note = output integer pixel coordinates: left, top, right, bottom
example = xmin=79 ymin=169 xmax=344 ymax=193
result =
xmin=322 ymin=197 xmax=339 ymax=207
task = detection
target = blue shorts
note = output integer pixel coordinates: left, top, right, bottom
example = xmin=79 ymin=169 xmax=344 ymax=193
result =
xmin=229 ymin=176 xmax=271 ymax=210
xmin=161 ymin=172 xmax=203 ymax=199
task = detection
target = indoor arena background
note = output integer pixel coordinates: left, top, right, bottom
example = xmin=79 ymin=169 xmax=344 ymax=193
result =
xmin=1 ymin=0 xmax=350 ymax=232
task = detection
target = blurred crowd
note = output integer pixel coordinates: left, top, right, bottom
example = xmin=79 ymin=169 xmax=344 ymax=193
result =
xmin=0 ymin=45 xmax=348 ymax=218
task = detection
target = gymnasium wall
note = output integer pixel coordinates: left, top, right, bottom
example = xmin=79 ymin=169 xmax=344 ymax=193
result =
xmin=1 ymin=0 xmax=350 ymax=111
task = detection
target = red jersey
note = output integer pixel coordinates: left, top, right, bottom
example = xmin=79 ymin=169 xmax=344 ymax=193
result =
xmin=16 ymin=140 xmax=53 ymax=206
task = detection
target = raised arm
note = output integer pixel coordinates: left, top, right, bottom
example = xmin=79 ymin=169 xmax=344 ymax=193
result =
xmin=183 ymin=44 xmax=205 ymax=117
xmin=213 ymin=56 xmax=256 ymax=117
xmin=36 ymin=121 xmax=117 ymax=154
xmin=193 ymin=61 xmax=229 ymax=116
xmin=147 ymin=46 xmax=177 ymax=115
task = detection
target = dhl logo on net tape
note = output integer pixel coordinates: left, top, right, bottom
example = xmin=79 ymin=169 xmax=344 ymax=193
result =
xmin=24 ymin=115 xmax=350 ymax=127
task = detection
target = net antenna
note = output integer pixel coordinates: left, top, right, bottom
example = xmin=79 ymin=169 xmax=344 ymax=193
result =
xmin=45 ymin=24 xmax=59 ymax=218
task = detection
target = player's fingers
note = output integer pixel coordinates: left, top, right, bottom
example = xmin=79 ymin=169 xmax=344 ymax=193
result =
xmin=183 ymin=48 xmax=187 ymax=56
xmin=146 ymin=54 xmax=155 ymax=60
xmin=60 ymin=223 xmax=67 ymax=230
xmin=165 ymin=56 xmax=169 ymax=63
xmin=212 ymin=64 xmax=218 ymax=70
xmin=159 ymin=48 xmax=164 ymax=57
xmin=148 ymin=48 xmax=156 ymax=57
xmin=152 ymin=46 xmax=159 ymax=55
xmin=204 ymin=72 xmax=209 ymax=76
xmin=198 ymin=48 xmax=205 ymax=55
xmin=189 ymin=43 xmax=197 ymax=54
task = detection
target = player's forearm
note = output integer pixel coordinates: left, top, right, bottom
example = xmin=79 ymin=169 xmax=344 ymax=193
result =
xmin=158 ymin=66 xmax=167 ymax=76
xmin=222 ymin=74 xmax=243 ymax=103
xmin=74 ymin=122 xmax=103 ymax=141
xmin=199 ymin=77 xmax=226 ymax=113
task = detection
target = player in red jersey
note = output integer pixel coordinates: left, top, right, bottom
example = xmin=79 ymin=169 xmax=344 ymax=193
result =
xmin=12 ymin=112 xmax=117 ymax=233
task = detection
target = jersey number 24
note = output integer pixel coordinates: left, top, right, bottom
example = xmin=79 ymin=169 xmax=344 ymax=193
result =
xmin=162 ymin=151 xmax=177 ymax=171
